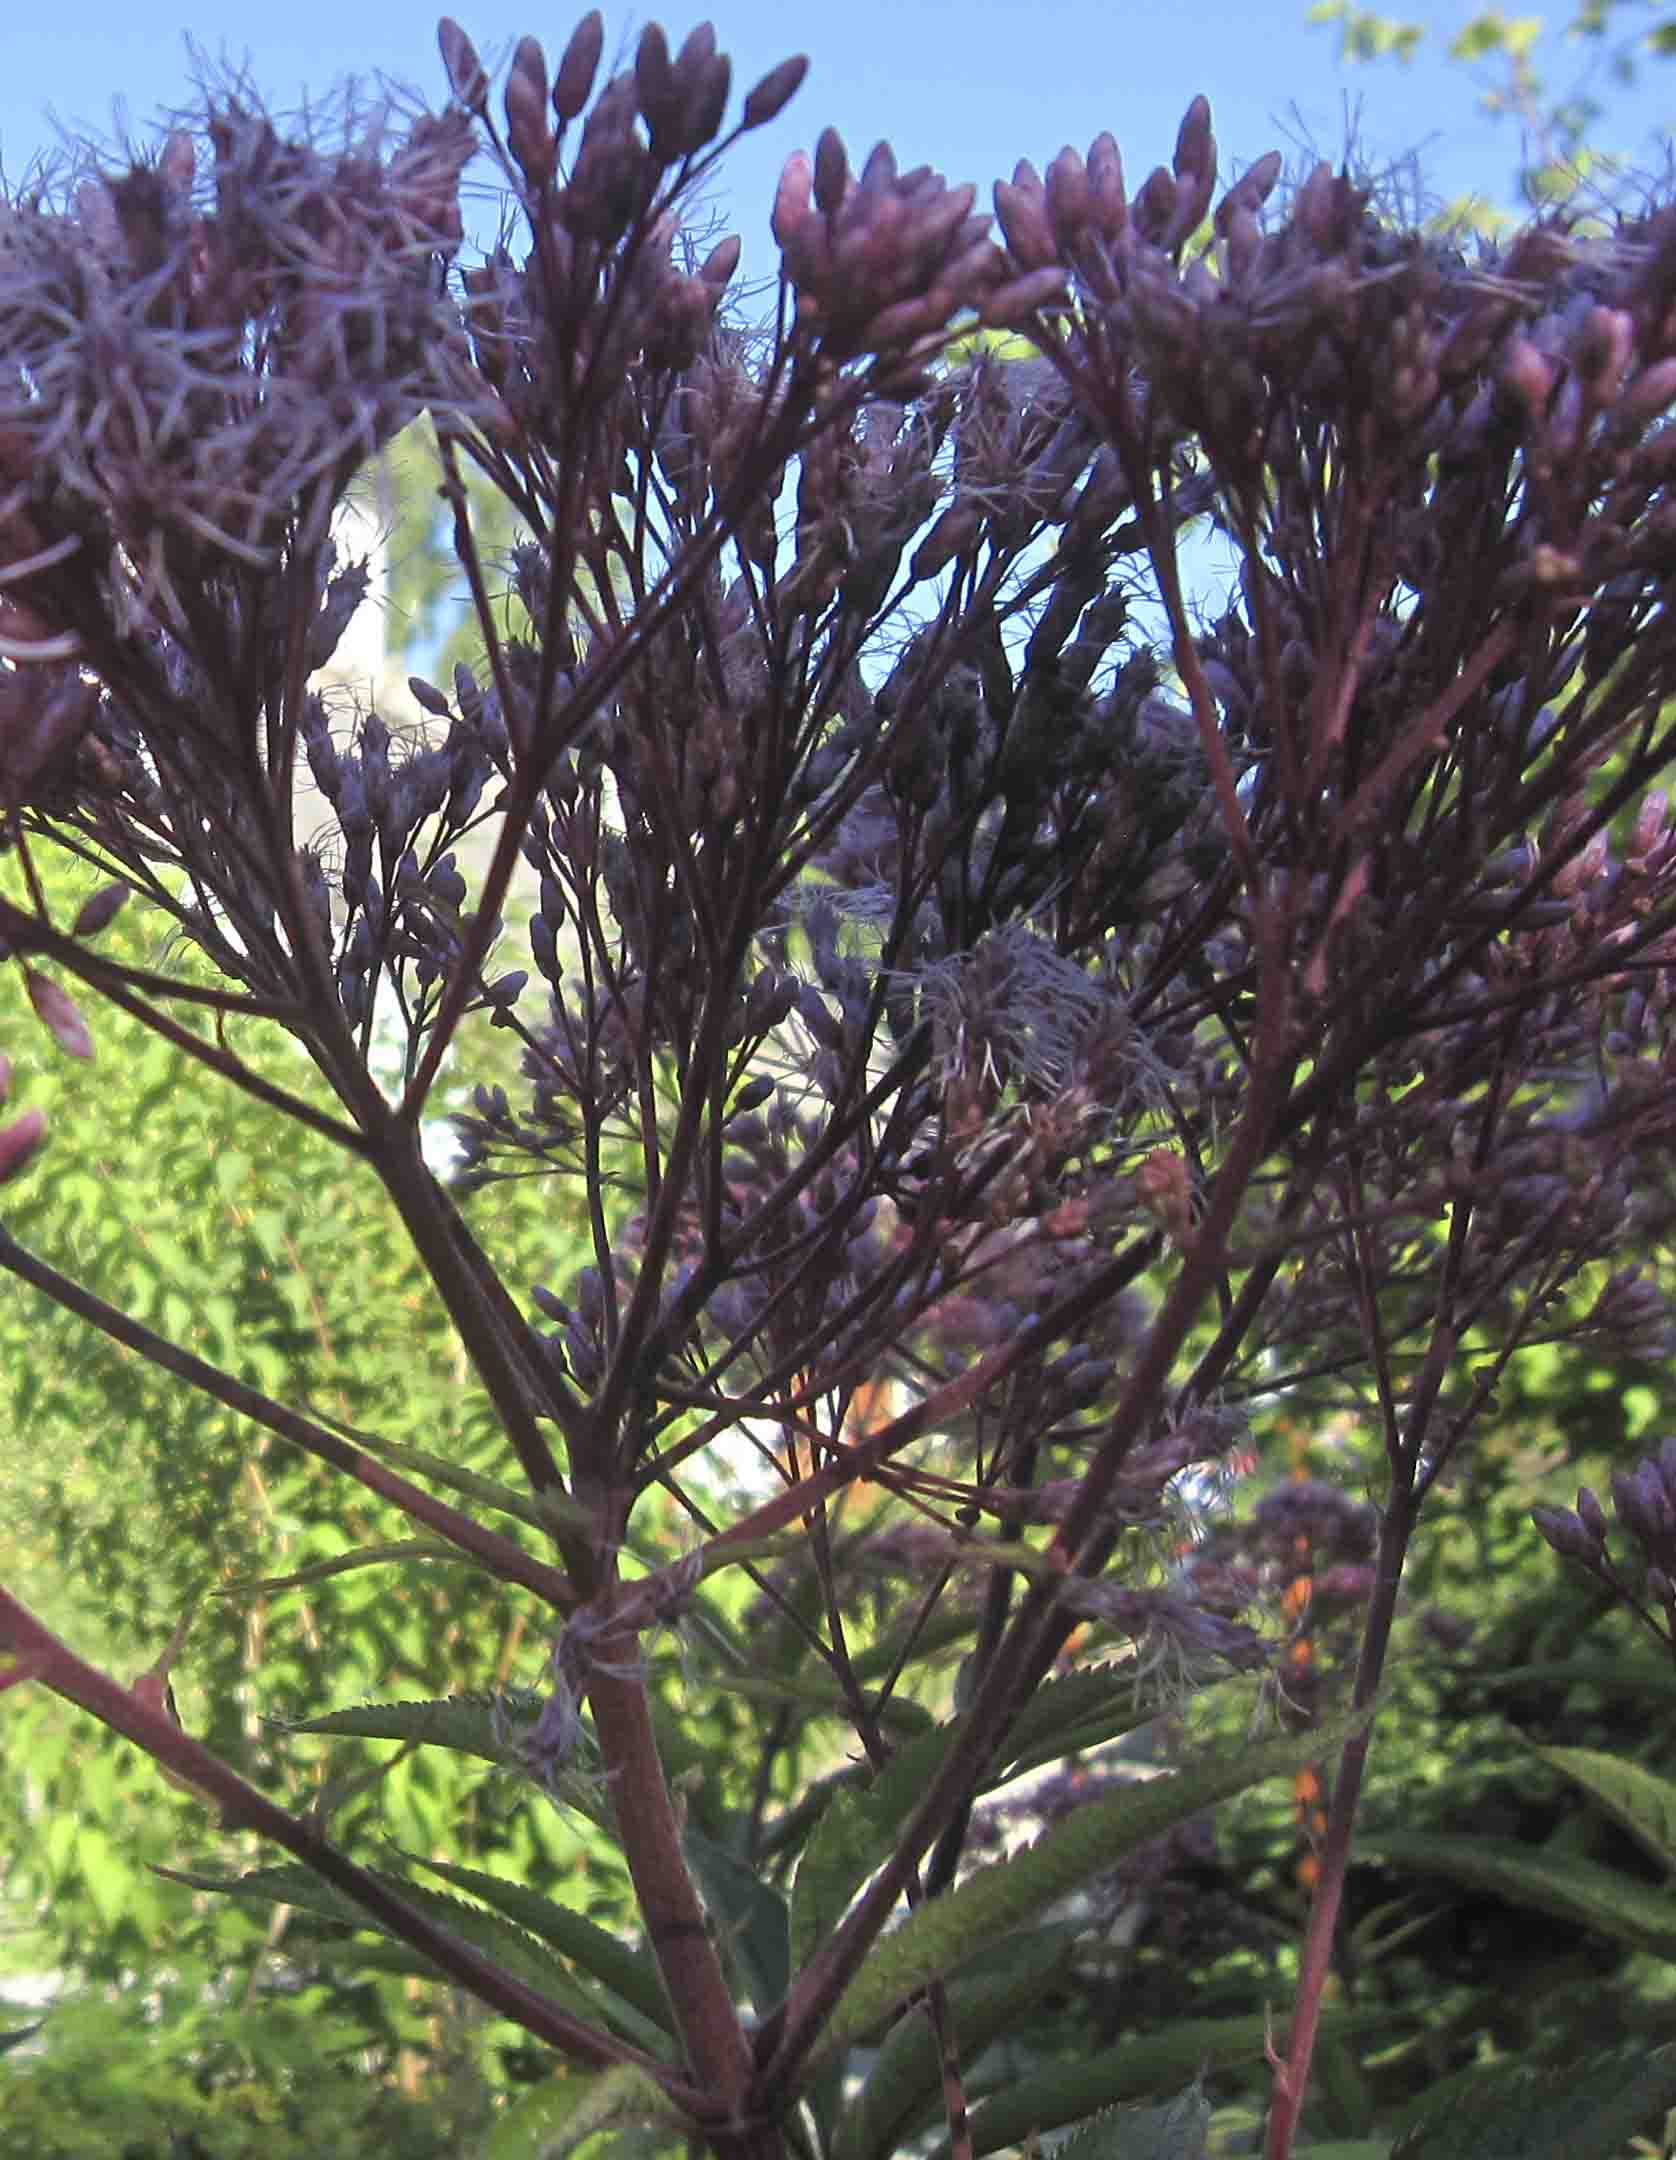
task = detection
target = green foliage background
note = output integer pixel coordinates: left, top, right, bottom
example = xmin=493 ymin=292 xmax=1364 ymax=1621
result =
xmin=0 ymin=842 xmax=603 ymax=2135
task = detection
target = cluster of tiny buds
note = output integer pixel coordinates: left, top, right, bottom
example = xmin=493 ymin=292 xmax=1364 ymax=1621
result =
xmin=1533 ymin=1441 xmax=1676 ymax=1655
xmin=771 ymin=128 xmax=1065 ymax=372
xmin=440 ymin=14 xmax=798 ymax=397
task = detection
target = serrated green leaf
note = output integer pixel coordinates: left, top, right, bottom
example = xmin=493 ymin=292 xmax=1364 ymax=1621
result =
xmin=817 ymin=1704 xmax=1372 ymax=2063
xmin=405 ymin=1853 xmax=674 ymax=2046
xmin=1483 ymin=1654 xmax=1676 ymax=1704
xmin=1357 ymin=1830 xmax=1676 ymax=1957
xmin=996 ymin=1660 xmax=1176 ymax=1780
xmin=830 ymin=1926 xmax=1076 ymax=2160
xmin=792 ymin=1786 xmax=880 ymax=1973
xmin=704 ymin=1664 xmax=934 ymax=1734
xmin=303 ymin=1418 xmax=556 ymax=1533
xmin=152 ymin=1859 xmax=605 ymax=2018
xmin=280 ymin=1688 xmax=545 ymax=1761
xmin=483 ymin=2063 xmax=682 ymax=2160
xmin=943 ymin=2008 xmax=1391 ymax=2160
xmin=1049 ymin=2082 xmax=1211 ymax=2160
xmin=218 ymin=1539 xmax=470 ymax=1595
xmin=1392 ymin=2043 xmax=1676 ymax=2160
xmin=783 ymin=1660 xmax=1165 ymax=1913
xmin=1532 ymin=1743 xmax=1676 ymax=1875
xmin=682 ymin=1825 xmax=790 ymax=2016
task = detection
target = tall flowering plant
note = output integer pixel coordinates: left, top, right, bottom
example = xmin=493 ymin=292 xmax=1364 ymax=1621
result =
xmin=6 ymin=16 xmax=1676 ymax=2155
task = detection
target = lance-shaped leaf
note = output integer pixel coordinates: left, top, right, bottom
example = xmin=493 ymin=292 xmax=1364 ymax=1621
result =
xmin=219 ymin=1539 xmax=470 ymax=1596
xmin=811 ymin=1704 xmax=1373 ymax=2065
xmin=406 ymin=1853 xmax=674 ymax=2047
xmin=832 ymin=1925 xmax=1078 ymax=2160
xmin=483 ymin=2063 xmax=683 ymax=2160
xmin=1531 ymin=1744 xmax=1676 ymax=1876
xmin=710 ymin=1665 xmax=935 ymax=1736
xmin=1041 ymin=2083 xmax=1211 ymax=2160
xmin=280 ymin=1689 xmax=546 ymax=1762
xmin=276 ymin=1690 xmax=616 ymax=1830
xmin=1356 ymin=1831 xmax=1676 ymax=1959
xmin=1389 ymin=2042 xmax=1676 ymax=2160
xmin=944 ymin=2007 xmax=1394 ymax=2160
xmin=301 ymin=1418 xmax=558 ymax=1535
xmin=683 ymin=1824 xmax=791 ymax=2016
xmin=789 ymin=1659 xmax=1172 ymax=1944
xmin=156 ymin=1859 xmax=605 ymax=2019
xmin=1482 ymin=1653 xmax=1676 ymax=1707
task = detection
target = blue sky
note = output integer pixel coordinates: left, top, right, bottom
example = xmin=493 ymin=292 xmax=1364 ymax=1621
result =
xmin=4 ymin=1 xmax=1675 ymax=272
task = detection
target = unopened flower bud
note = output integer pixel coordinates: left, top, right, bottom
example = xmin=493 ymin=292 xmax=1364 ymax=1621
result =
xmin=1613 ymin=1463 xmax=1676 ymax=1554
xmin=813 ymin=127 xmax=849 ymax=218
xmin=437 ymin=18 xmax=489 ymax=114
xmin=73 ymin=883 xmax=129 ymax=939
xmin=1532 ymin=1505 xmax=1598 ymax=1564
xmin=552 ymin=10 xmax=604 ymax=123
xmin=505 ymin=37 xmax=556 ymax=185
xmin=993 ymin=166 xmax=1058 ymax=270
xmin=1575 ymin=1486 xmax=1609 ymax=1547
xmin=1618 ymin=357 xmax=1676 ymax=430
xmin=742 ymin=53 xmax=807 ymax=131
xmin=0 ymin=1107 xmax=46 ymax=1184
xmin=26 ymin=970 xmax=93 ymax=1060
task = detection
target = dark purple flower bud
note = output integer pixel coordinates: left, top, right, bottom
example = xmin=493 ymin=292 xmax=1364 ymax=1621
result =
xmin=979 ymin=267 xmax=1068 ymax=329
xmin=741 ymin=54 xmax=807 ymax=131
xmin=1532 ymin=1505 xmax=1599 ymax=1563
xmin=1086 ymin=130 xmax=1126 ymax=238
xmin=505 ymin=37 xmax=556 ymax=186
xmin=437 ymin=18 xmax=489 ymax=114
xmin=73 ymin=883 xmax=129 ymax=939
xmin=408 ymin=674 xmax=452 ymax=718
xmin=813 ymin=127 xmax=849 ymax=218
xmin=678 ymin=53 xmax=731 ymax=157
xmin=700 ymin=233 xmax=741 ymax=296
xmin=1648 ymin=1568 xmax=1676 ymax=1608
xmin=634 ymin=24 xmax=680 ymax=158
xmin=1044 ymin=146 xmax=1090 ymax=251
xmin=531 ymin=1284 xmax=570 ymax=1324
xmin=1576 ymin=1486 xmax=1610 ymax=1547
xmin=452 ymin=664 xmax=483 ymax=724
xmin=552 ymin=11 xmax=604 ymax=123
xmin=1611 ymin=1464 xmax=1676 ymax=1555
xmin=731 ymin=1073 xmax=775 ymax=1114
xmin=0 ymin=1106 xmax=46 ymax=1183
xmin=993 ymin=162 xmax=1057 ymax=270
xmin=530 ymin=914 xmax=558 ymax=977
xmin=27 ymin=971 xmax=93 ymax=1060
xmin=429 ymin=858 xmax=467 ymax=916
xmin=304 ymin=560 xmax=370 ymax=675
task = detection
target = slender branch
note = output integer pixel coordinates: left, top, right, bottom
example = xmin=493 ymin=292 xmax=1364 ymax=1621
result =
xmin=0 ymin=895 xmax=369 ymax=1154
xmin=0 ymin=1223 xmax=578 ymax=1612
xmin=757 ymin=942 xmax=1298 ymax=2098
xmin=0 ymin=1589 xmax=688 ymax=2094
